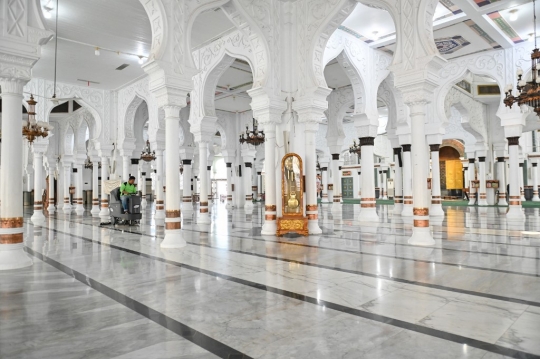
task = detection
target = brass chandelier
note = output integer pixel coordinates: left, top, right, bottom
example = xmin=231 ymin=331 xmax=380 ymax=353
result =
xmin=140 ymin=140 xmax=156 ymax=162
xmin=239 ymin=118 xmax=265 ymax=146
xmin=349 ymin=139 xmax=361 ymax=155
xmin=504 ymin=0 xmax=540 ymax=117
xmin=23 ymin=95 xmax=52 ymax=143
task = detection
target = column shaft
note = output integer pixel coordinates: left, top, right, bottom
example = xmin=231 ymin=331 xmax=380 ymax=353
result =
xmin=533 ymin=163 xmax=539 ymax=201
xmin=507 ymin=137 xmax=523 ymax=219
xmin=497 ymin=158 xmax=508 ymax=206
xmin=225 ymin=163 xmax=233 ymax=209
xmin=393 ymin=148 xmax=403 ymax=215
xmin=359 ymin=138 xmax=378 ymax=221
xmin=244 ymin=163 xmax=253 ymax=209
xmin=63 ymin=164 xmax=72 ymax=213
xmin=99 ymin=157 xmax=109 ymax=218
xmin=468 ymin=159 xmax=476 ymax=206
xmin=478 ymin=157 xmax=488 ymax=206
xmin=91 ymin=162 xmax=100 ymax=216
xmin=181 ymin=160 xmax=193 ymax=211
xmin=261 ymin=124 xmax=277 ymax=235
xmin=321 ymin=168 xmax=328 ymax=202
xmin=48 ymin=167 xmax=56 ymax=214
xmin=198 ymin=142 xmax=210 ymax=224
xmin=402 ymin=145 xmax=413 ymax=216
xmin=155 ymin=151 xmax=165 ymax=220
xmin=430 ymin=145 xmax=444 ymax=216
xmin=305 ymin=126 xmax=321 ymax=234
xmin=331 ymin=154 xmax=341 ymax=213
xmin=31 ymin=152 xmax=45 ymax=222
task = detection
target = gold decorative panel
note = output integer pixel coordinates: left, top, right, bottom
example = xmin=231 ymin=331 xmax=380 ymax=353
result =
xmin=445 ymin=160 xmax=463 ymax=189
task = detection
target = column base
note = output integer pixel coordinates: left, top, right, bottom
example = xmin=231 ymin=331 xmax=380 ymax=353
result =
xmin=408 ymin=226 xmax=435 ymax=246
xmin=0 ymin=243 xmax=33 ymax=270
xmin=63 ymin=205 xmax=72 ymax=214
xmin=244 ymin=201 xmax=254 ymax=211
xmin=358 ymin=207 xmax=379 ymax=222
xmin=478 ymin=200 xmax=488 ymax=206
xmin=90 ymin=205 xmax=100 ymax=216
xmin=507 ymin=205 xmax=525 ymax=220
xmin=308 ymin=220 xmax=322 ymax=234
xmin=533 ymin=196 xmax=540 ymax=202
xmin=160 ymin=230 xmax=186 ymax=249
xmin=468 ymin=198 xmax=476 ymax=206
xmin=261 ymin=220 xmax=277 ymax=235
xmin=198 ymin=212 xmax=211 ymax=224
xmin=226 ymin=202 xmax=233 ymax=210
xmin=47 ymin=205 xmax=56 ymax=214
xmin=521 ymin=195 xmax=526 ymax=202
xmin=75 ymin=204 xmax=85 ymax=215
xmin=31 ymin=211 xmax=46 ymax=224
xmin=430 ymin=204 xmax=445 ymax=217
xmin=155 ymin=209 xmax=165 ymax=220
xmin=393 ymin=204 xmax=403 ymax=215
xmin=402 ymin=205 xmax=413 ymax=217
xmin=181 ymin=202 xmax=193 ymax=212
xmin=498 ymin=199 xmax=508 ymax=206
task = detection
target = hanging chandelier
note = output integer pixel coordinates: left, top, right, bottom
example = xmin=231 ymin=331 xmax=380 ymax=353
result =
xmin=349 ymin=139 xmax=361 ymax=155
xmin=239 ymin=118 xmax=265 ymax=146
xmin=84 ymin=157 xmax=93 ymax=169
xmin=140 ymin=140 xmax=156 ymax=162
xmin=179 ymin=164 xmax=184 ymax=174
xmin=22 ymin=95 xmax=52 ymax=143
xmin=504 ymin=0 xmax=540 ymax=117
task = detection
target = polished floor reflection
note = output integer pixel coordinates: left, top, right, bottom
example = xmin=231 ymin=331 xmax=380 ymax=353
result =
xmin=2 ymin=203 xmax=540 ymax=358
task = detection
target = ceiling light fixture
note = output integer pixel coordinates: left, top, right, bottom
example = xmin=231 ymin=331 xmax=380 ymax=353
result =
xmin=44 ymin=9 xmax=51 ymax=19
xmin=138 ymin=56 xmax=144 ymax=65
xmin=372 ymin=31 xmax=379 ymax=40
xmin=239 ymin=118 xmax=265 ymax=146
xmin=504 ymin=0 xmax=540 ymax=117
xmin=509 ymin=9 xmax=519 ymax=22
xmin=95 ymin=47 xmax=100 ymax=56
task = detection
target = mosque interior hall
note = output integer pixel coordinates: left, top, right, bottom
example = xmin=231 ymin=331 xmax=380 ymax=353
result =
xmin=2 ymin=0 xmax=540 ymax=358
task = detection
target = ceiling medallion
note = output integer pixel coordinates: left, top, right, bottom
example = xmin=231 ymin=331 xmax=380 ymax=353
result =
xmin=349 ymin=138 xmax=362 ymax=155
xmin=504 ymin=0 xmax=540 ymax=117
xmin=140 ymin=140 xmax=156 ymax=162
xmin=22 ymin=95 xmax=52 ymax=143
xmin=239 ymin=118 xmax=265 ymax=146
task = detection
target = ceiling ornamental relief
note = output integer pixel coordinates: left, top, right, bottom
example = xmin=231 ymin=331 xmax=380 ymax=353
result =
xmin=445 ymin=87 xmax=487 ymax=150
xmin=444 ymin=107 xmax=476 ymax=148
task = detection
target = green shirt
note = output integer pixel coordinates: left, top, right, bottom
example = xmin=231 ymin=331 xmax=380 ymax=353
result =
xmin=120 ymin=182 xmax=137 ymax=196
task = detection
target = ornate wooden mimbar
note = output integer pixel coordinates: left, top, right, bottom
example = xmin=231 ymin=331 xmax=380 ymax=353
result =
xmin=276 ymin=153 xmax=308 ymax=236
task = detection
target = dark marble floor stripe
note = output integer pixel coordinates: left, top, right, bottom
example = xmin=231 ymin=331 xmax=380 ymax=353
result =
xmin=23 ymin=246 xmax=252 ymax=359
xmin=27 ymin=228 xmax=540 ymax=359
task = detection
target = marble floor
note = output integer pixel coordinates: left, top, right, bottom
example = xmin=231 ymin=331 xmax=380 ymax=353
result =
xmin=2 ymin=203 xmax=540 ymax=358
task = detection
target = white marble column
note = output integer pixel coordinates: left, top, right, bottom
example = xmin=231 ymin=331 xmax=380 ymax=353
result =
xmin=261 ymin=124 xmax=277 ymax=235
xmin=359 ymin=138 xmax=378 ymax=221
xmin=331 ymin=153 xmax=342 ymax=212
xmin=256 ymin=171 xmax=262 ymax=201
xmin=99 ymin=156 xmax=110 ymax=219
xmin=243 ymin=162 xmax=254 ymax=210
xmin=468 ymin=159 xmax=476 ymax=206
xmin=91 ymin=161 xmax=100 ymax=216
xmin=305 ymin=123 xmax=322 ymax=234
xmin=47 ymin=165 xmax=56 ymax=214
xmin=507 ymin=137 xmax=523 ymax=219
xmin=140 ymin=169 xmax=148 ymax=210
xmin=519 ymin=162 xmax=525 ymax=201
xmin=62 ymin=162 xmax=72 ymax=214
xmin=408 ymin=102 xmax=434 ymax=246
xmin=496 ymin=157 xmax=508 ymax=206
xmin=161 ymin=106 xmax=184 ymax=248
xmin=154 ymin=150 xmax=165 ymax=221
xmin=402 ymin=145 xmax=413 ymax=216
xmin=533 ymin=162 xmax=540 ymax=201
xmin=393 ymin=148 xmax=403 ymax=215
xmin=252 ymin=170 xmax=259 ymax=202
xmin=181 ymin=159 xmax=193 ymax=212
xmin=429 ymin=144 xmax=444 ymax=217
xmin=0 ymin=79 xmax=32 ymax=269
xmin=477 ymin=156 xmax=488 ymax=206
xmin=380 ymin=169 xmax=388 ymax=200
xmin=122 ymin=156 xmax=131 ymax=180
xmin=198 ymin=142 xmax=210 ymax=224
xmin=321 ymin=166 xmax=329 ymax=203
xmin=74 ymin=164 xmax=85 ymax=215
xmin=31 ymin=151 xmax=46 ymax=223
xmin=225 ymin=162 xmax=233 ymax=209
xmin=207 ymin=164 xmax=213 ymax=211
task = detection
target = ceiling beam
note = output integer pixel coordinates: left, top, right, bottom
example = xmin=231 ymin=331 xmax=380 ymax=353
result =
xmin=451 ymin=0 xmax=514 ymax=49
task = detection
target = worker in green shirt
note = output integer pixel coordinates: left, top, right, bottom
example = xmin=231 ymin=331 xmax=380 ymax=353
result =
xmin=120 ymin=176 xmax=137 ymax=213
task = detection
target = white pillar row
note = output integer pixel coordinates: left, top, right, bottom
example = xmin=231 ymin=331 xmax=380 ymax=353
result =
xmin=140 ymin=169 xmax=147 ymax=211
xmin=99 ymin=156 xmax=110 ymax=219
xmin=47 ymin=164 xmax=56 ymax=214
xmin=74 ymin=164 xmax=85 ymax=215
xmin=91 ymin=160 xmax=100 ymax=216
xmin=507 ymin=137 xmax=524 ymax=219
xmin=408 ymin=101 xmax=434 ymax=246
xmin=198 ymin=142 xmax=210 ymax=224
xmin=477 ymin=156 xmax=488 ymax=206
xmin=401 ymin=144 xmax=413 ymax=216
xmin=393 ymin=147 xmax=403 ymax=215
xmin=261 ymin=123 xmax=277 ymax=235
xmin=31 ymin=151 xmax=46 ymax=223
xmin=359 ymin=137 xmax=379 ymax=222
xmin=154 ymin=150 xmax=165 ymax=221
xmin=321 ymin=166 xmax=329 ymax=202
xmin=468 ymin=159 xmax=476 ymax=206
xmin=305 ymin=123 xmax=322 ymax=234
xmin=519 ymin=162 xmax=525 ymax=201
xmin=496 ymin=157 xmax=508 ymax=206
xmin=331 ymin=153 xmax=342 ymax=212
xmin=243 ymin=162 xmax=254 ymax=210
xmin=532 ymin=162 xmax=540 ymax=201
xmin=0 ymin=79 xmax=32 ymax=270
xmin=429 ymin=144 xmax=444 ymax=217
xmin=225 ymin=162 xmax=233 ymax=209
xmin=160 ymin=106 xmax=184 ymax=249
xmin=62 ymin=161 xmax=72 ymax=214
xmin=181 ymin=159 xmax=193 ymax=212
